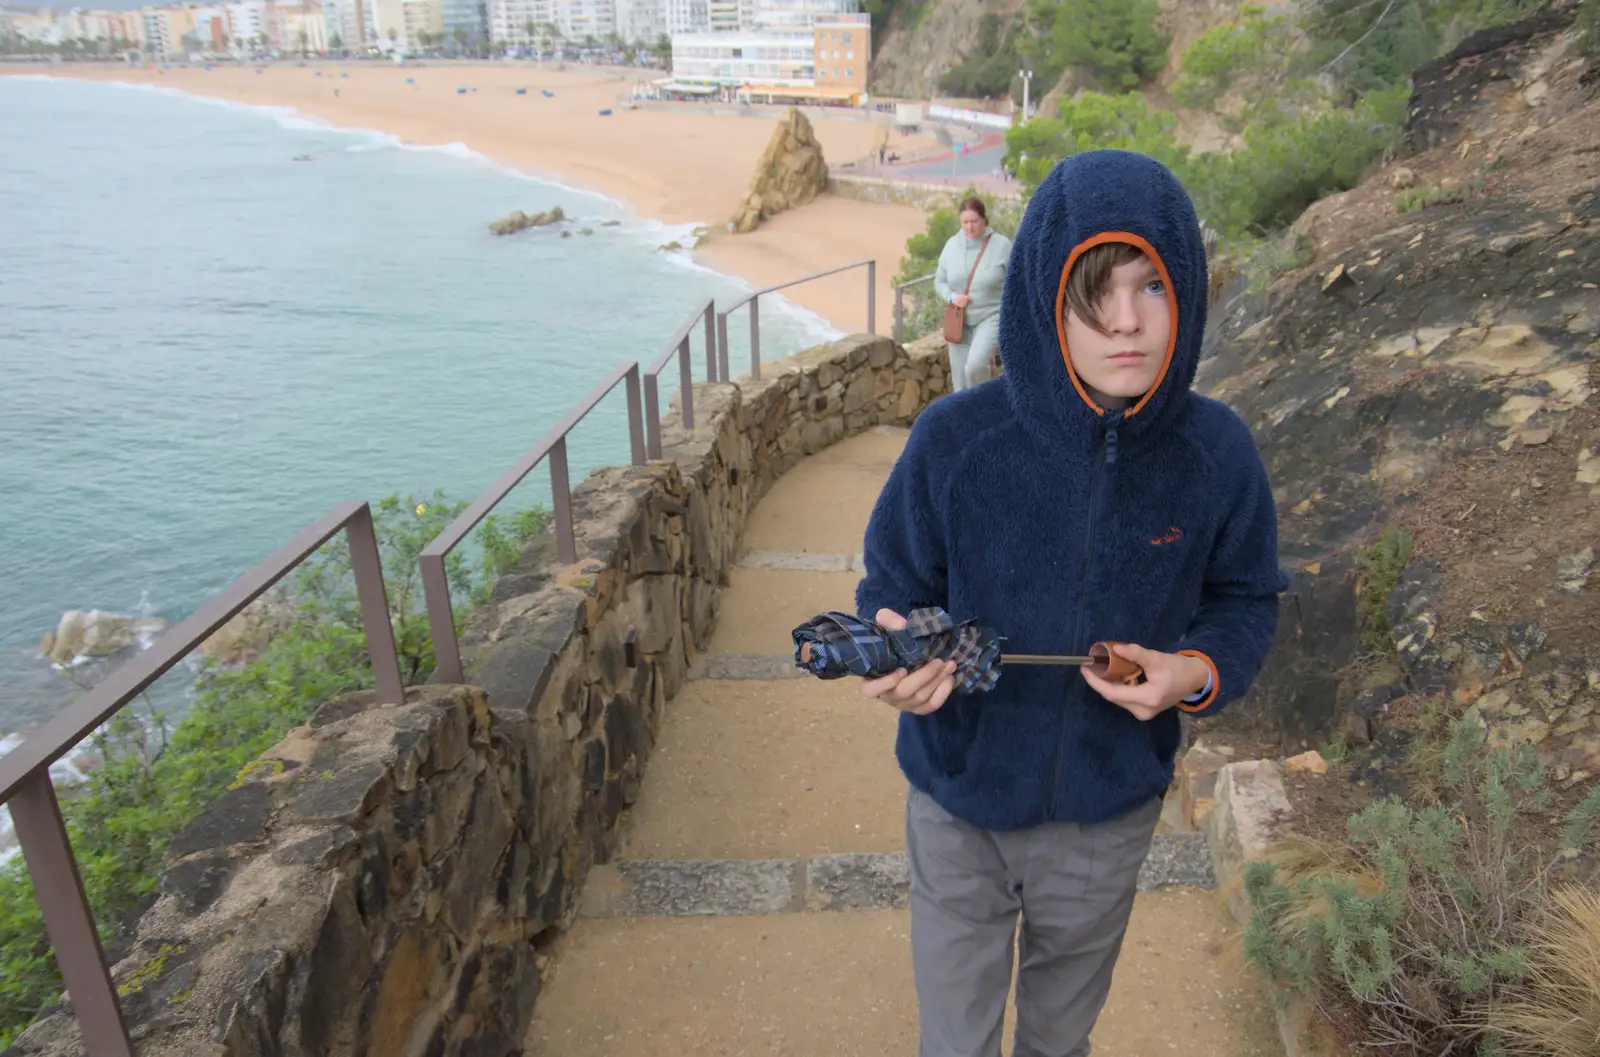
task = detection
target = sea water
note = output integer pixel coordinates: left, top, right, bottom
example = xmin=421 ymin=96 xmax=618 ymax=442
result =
xmin=0 ymin=73 xmax=836 ymax=740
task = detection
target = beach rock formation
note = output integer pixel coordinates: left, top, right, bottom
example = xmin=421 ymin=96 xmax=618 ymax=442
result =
xmin=489 ymin=205 xmax=566 ymax=235
xmin=198 ymin=588 xmax=301 ymax=666
xmin=731 ymin=108 xmax=828 ymax=234
xmin=1192 ymin=8 xmax=1599 ymax=763
xmin=41 ymin=610 xmax=168 ymax=667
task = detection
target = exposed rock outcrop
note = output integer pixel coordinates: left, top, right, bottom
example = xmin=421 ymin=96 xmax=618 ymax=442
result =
xmin=731 ymin=109 xmax=828 ymax=234
xmin=40 ymin=610 xmax=168 ymax=667
xmin=198 ymin=588 xmax=301 ymax=666
xmin=1194 ymin=8 xmax=1598 ymax=754
xmin=488 ymin=205 xmax=566 ymax=235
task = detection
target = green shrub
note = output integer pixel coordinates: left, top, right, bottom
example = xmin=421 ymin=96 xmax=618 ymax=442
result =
xmin=1019 ymin=0 xmax=1169 ymax=92
xmin=1003 ymin=83 xmax=1404 ymax=241
xmin=939 ymin=13 xmax=1023 ymax=99
xmin=1355 ymin=521 xmax=1414 ymax=658
xmin=1243 ymin=716 xmax=1600 ymax=1055
xmin=0 ymin=492 xmax=544 ymax=1046
xmin=1395 ymin=180 xmax=1476 ymax=213
xmin=1171 ymin=5 xmax=1298 ymax=109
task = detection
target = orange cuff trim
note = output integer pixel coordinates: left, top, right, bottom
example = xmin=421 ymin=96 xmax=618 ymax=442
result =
xmin=1176 ymin=650 xmax=1220 ymax=712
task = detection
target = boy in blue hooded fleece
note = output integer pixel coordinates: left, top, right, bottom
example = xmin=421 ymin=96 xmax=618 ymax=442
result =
xmin=854 ymin=150 xmax=1288 ymax=1056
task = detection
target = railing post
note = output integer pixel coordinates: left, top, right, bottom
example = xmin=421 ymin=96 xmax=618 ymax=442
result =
xmin=716 ymin=310 xmax=731 ymax=384
xmin=10 ymin=774 xmax=135 ymax=1057
xmin=894 ymin=284 xmax=905 ymax=345
xmin=549 ymin=437 xmax=576 ymax=564
xmin=420 ymin=551 xmax=462 ymax=685
xmin=702 ymin=302 xmax=717 ymax=384
xmin=624 ymin=365 xmax=646 ymax=466
xmin=678 ymin=336 xmax=694 ymax=430
xmin=644 ymin=374 xmax=663 ymax=461
xmin=345 ymin=502 xmax=405 ymax=705
xmin=748 ymin=297 xmax=761 ymax=381
xmin=867 ymin=259 xmax=876 ymax=335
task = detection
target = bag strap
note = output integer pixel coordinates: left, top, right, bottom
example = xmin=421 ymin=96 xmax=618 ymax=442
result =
xmin=961 ymin=234 xmax=993 ymax=296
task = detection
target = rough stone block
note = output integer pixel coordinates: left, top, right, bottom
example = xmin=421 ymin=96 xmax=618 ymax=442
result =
xmin=581 ymin=859 xmax=802 ymax=917
xmin=806 ymin=853 xmax=908 ymax=910
xmin=1204 ymin=759 xmax=1292 ymax=924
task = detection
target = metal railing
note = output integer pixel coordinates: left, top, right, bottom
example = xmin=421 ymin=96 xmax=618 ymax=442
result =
xmin=0 ymin=502 xmax=403 ymax=1057
xmin=894 ymin=273 xmax=936 ymax=345
xmin=716 ymin=259 xmax=875 ymax=382
xmin=420 ymin=360 xmax=646 ymax=685
xmin=644 ymin=298 xmax=717 ymax=459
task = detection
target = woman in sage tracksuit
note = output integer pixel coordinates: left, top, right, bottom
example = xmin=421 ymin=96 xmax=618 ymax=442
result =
xmin=934 ymin=196 xmax=1011 ymax=391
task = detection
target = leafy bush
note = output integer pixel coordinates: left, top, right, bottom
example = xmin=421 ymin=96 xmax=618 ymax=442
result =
xmin=1243 ymin=716 xmax=1600 ymax=1055
xmin=0 ymin=492 xmax=543 ymax=1046
xmin=1303 ymin=0 xmax=1440 ymax=97
xmin=939 ymin=13 xmax=1023 ymax=99
xmin=1018 ymin=0 xmax=1169 ymax=92
xmin=1355 ymin=521 xmax=1414 ymax=657
xmin=1171 ymin=5 xmax=1298 ymax=109
xmin=1003 ymin=83 xmax=1405 ymax=241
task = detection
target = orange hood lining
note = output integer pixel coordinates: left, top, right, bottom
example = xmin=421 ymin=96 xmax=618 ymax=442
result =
xmin=1051 ymin=231 xmax=1179 ymax=419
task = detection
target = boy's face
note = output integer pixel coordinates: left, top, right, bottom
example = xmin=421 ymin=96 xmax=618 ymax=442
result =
xmin=1064 ymin=253 xmax=1172 ymax=402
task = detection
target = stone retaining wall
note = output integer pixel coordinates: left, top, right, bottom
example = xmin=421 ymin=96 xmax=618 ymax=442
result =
xmin=10 ymin=333 xmax=950 ymax=1057
xmin=827 ymin=173 xmax=1022 ymax=210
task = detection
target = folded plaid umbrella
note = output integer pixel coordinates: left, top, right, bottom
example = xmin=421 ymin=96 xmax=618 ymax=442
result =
xmin=791 ymin=608 xmax=1146 ymax=694
xmin=791 ymin=607 xmax=1005 ymax=694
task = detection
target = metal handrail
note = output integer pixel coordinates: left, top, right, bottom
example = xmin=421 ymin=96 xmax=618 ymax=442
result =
xmin=421 ymin=360 xmax=647 ymax=685
xmin=0 ymin=502 xmax=403 ymax=1057
xmin=643 ymin=298 xmax=717 ymax=459
xmin=894 ymin=273 xmax=936 ymax=345
xmin=716 ymin=258 xmax=876 ymax=382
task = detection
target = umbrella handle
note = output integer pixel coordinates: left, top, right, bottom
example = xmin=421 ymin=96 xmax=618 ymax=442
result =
xmin=1086 ymin=641 xmax=1145 ymax=686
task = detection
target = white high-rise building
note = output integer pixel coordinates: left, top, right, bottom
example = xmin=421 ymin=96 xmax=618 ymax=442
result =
xmin=751 ymin=0 xmax=853 ymax=34
xmin=556 ymin=0 xmax=613 ymax=41
xmin=661 ymin=0 xmax=707 ymax=34
xmin=614 ymin=0 xmax=661 ymax=44
xmin=486 ymin=0 xmax=550 ymax=42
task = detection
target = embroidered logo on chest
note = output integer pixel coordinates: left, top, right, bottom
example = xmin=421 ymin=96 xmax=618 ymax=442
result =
xmin=1149 ymin=526 xmax=1184 ymax=546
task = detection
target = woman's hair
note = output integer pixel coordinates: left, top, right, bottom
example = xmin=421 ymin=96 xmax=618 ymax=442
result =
xmin=1064 ymin=241 xmax=1148 ymax=337
xmin=957 ymin=196 xmax=988 ymax=221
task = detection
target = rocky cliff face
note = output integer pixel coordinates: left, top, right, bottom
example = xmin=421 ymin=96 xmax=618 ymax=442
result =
xmin=1194 ymin=9 xmax=1598 ymax=773
xmin=868 ymin=0 xmax=1250 ymax=107
xmin=731 ymin=109 xmax=829 ymax=234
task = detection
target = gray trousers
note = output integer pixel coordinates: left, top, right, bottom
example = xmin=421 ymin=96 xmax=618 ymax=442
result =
xmin=948 ymin=315 xmax=1000 ymax=391
xmin=906 ymin=786 xmax=1162 ymax=1057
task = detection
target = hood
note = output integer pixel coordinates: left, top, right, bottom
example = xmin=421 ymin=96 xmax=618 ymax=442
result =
xmin=995 ymin=149 xmax=1209 ymax=452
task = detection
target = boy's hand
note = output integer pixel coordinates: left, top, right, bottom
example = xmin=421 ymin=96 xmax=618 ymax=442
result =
xmin=1081 ymin=643 xmax=1210 ymax=722
xmin=858 ymin=609 xmax=958 ymax=715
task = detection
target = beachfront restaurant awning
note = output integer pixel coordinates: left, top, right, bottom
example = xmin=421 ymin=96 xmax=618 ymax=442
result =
xmin=738 ymin=83 xmax=860 ymax=104
xmin=656 ymin=80 xmax=721 ymax=95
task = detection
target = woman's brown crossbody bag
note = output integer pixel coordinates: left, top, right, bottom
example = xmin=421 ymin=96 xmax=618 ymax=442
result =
xmin=941 ymin=233 xmax=992 ymax=343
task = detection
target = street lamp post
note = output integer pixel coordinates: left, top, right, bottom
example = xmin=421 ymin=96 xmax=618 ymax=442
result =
xmin=1018 ymin=68 xmax=1033 ymax=121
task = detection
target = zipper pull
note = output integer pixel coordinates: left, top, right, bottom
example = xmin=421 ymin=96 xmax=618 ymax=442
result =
xmin=1105 ymin=414 xmax=1121 ymax=466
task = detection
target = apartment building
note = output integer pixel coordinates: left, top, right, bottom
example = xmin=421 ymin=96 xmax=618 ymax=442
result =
xmin=668 ymin=0 xmax=868 ymax=95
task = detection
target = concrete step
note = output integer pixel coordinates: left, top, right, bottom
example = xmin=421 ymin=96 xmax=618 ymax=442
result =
xmin=525 ymin=886 xmax=1265 ymax=1057
xmin=583 ymin=836 xmax=1214 ymax=919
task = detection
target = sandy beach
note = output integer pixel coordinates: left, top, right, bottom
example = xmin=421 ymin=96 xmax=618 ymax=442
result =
xmin=34 ymin=60 xmax=937 ymax=333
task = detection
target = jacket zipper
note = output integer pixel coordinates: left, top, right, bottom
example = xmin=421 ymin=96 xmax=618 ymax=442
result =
xmin=1050 ymin=425 xmax=1111 ymax=817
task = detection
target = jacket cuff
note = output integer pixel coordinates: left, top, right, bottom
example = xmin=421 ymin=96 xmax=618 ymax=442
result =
xmin=1175 ymin=650 xmax=1219 ymax=713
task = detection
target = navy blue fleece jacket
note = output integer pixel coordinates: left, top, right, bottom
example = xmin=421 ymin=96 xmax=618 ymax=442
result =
xmin=855 ymin=150 xmax=1289 ymax=831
